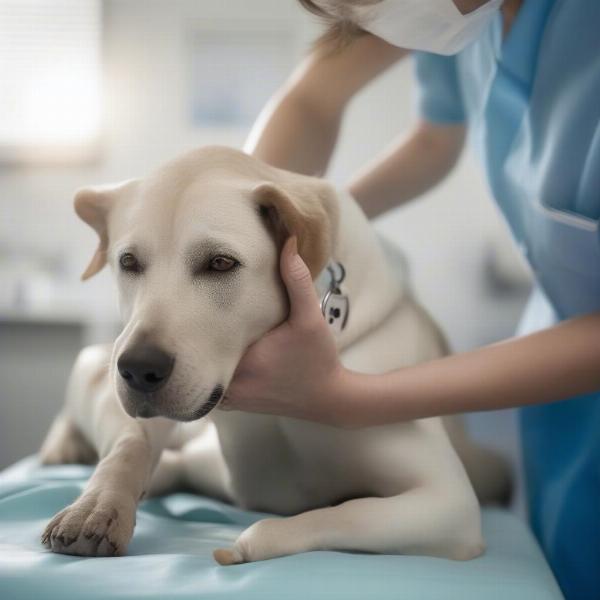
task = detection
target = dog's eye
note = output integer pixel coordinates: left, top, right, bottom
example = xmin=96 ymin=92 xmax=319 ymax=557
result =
xmin=119 ymin=252 xmax=141 ymax=273
xmin=208 ymin=255 xmax=238 ymax=272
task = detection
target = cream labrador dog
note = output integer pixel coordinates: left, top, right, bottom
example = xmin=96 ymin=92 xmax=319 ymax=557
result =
xmin=39 ymin=146 xmax=507 ymax=564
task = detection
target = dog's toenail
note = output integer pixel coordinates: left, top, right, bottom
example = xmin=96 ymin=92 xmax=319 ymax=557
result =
xmin=57 ymin=534 xmax=75 ymax=547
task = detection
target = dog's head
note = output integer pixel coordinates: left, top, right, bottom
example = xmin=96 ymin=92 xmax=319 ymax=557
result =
xmin=75 ymin=147 xmax=338 ymax=421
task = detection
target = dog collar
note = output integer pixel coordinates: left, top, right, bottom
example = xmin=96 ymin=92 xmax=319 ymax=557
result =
xmin=315 ymin=261 xmax=350 ymax=335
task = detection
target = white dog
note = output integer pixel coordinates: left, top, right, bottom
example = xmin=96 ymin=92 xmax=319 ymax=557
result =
xmin=39 ymin=146 xmax=508 ymax=564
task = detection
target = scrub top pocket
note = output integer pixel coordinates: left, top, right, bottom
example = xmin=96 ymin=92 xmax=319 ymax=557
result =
xmin=525 ymin=200 xmax=600 ymax=319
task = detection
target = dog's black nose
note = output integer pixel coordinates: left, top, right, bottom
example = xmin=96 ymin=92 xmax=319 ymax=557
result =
xmin=117 ymin=346 xmax=175 ymax=393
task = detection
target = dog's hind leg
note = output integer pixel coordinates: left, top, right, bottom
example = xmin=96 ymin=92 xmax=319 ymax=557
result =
xmin=39 ymin=413 xmax=97 ymax=466
xmin=443 ymin=416 xmax=512 ymax=505
xmin=39 ymin=344 xmax=109 ymax=466
xmin=214 ymin=485 xmax=484 ymax=565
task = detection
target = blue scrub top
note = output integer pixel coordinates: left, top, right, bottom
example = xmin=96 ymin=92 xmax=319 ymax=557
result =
xmin=413 ymin=1 xmax=600 ymax=598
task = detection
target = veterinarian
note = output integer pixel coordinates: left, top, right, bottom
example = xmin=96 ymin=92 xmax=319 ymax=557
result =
xmin=224 ymin=1 xmax=600 ymax=598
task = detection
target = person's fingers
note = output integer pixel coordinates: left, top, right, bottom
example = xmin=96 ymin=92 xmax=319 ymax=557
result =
xmin=280 ymin=236 xmax=322 ymax=326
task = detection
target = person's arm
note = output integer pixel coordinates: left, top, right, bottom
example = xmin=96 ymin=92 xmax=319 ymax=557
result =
xmin=223 ymin=239 xmax=600 ymax=427
xmin=246 ymin=37 xmax=465 ymax=219
xmin=340 ymin=312 xmax=600 ymax=427
xmin=348 ymin=121 xmax=465 ymax=218
xmin=245 ymin=33 xmax=407 ymax=176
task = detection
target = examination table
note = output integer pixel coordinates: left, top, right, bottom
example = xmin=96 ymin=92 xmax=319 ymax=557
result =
xmin=0 ymin=457 xmax=563 ymax=599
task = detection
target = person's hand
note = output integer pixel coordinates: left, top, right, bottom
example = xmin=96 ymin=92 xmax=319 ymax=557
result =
xmin=222 ymin=237 xmax=349 ymax=425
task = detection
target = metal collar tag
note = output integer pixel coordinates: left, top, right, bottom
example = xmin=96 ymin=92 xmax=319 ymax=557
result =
xmin=319 ymin=262 xmax=350 ymax=335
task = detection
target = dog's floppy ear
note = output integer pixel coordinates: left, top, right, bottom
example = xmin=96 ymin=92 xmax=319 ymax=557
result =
xmin=252 ymin=178 xmax=339 ymax=278
xmin=74 ymin=180 xmax=137 ymax=280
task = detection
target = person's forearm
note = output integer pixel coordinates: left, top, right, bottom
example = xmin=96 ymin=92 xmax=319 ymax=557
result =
xmin=348 ymin=121 xmax=466 ymax=218
xmin=339 ymin=311 xmax=600 ymax=427
xmin=245 ymin=34 xmax=407 ymax=176
xmin=244 ymin=88 xmax=342 ymax=176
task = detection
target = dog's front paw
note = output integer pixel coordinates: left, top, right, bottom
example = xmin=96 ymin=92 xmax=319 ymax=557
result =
xmin=41 ymin=492 xmax=136 ymax=557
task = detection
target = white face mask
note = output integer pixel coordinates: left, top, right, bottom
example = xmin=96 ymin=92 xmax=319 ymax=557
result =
xmin=354 ymin=0 xmax=503 ymax=55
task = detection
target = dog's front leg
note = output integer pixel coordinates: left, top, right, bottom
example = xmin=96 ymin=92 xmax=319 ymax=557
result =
xmin=214 ymin=487 xmax=484 ymax=565
xmin=42 ymin=414 xmax=172 ymax=557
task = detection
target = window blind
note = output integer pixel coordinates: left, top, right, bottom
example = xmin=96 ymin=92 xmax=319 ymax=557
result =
xmin=0 ymin=0 xmax=101 ymax=161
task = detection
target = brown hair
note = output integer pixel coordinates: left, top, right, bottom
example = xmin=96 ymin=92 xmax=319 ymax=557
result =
xmin=297 ymin=0 xmax=381 ymax=51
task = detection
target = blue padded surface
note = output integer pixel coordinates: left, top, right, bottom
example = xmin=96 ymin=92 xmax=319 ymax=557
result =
xmin=0 ymin=457 xmax=562 ymax=600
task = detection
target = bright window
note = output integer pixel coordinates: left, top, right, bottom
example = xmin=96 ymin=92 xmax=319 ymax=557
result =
xmin=0 ymin=0 xmax=101 ymax=162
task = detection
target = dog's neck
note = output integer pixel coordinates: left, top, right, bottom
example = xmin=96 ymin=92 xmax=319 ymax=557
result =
xmin=319 ymin=191 xmax=406 ymax=351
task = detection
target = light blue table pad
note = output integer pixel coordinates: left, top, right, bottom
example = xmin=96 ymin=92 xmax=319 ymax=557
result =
xmin=0 ymin=457 xmax=563 ymax=600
